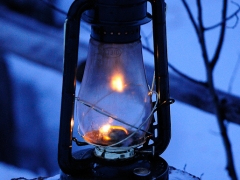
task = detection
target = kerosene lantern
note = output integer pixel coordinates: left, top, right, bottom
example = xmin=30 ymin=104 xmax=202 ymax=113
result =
xmin=58 ymin=0 xmax=172 ymax=179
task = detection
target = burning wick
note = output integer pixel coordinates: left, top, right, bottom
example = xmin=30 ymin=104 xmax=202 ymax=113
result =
xmin=83 ymin=124 xmax=130 ymax=145
xmin=99 ymin=124 xmax=128 ymax=141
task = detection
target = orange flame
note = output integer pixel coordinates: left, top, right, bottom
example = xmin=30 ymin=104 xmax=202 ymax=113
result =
xmin=111 ymin=74 xmax=124 ymax=92
xmin=99 ymin=124 xmax=128 ymax=141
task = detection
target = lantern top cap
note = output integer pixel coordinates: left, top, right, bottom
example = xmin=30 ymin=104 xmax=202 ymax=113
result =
xmin=82 ymin=0 xmax=150 ymax=26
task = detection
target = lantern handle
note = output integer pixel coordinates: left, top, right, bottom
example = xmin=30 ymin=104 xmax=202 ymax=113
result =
xmin=148 ymin=0 xmax=171 ymax=155
xmin=58 ymin=0 xmax=95 ymax=176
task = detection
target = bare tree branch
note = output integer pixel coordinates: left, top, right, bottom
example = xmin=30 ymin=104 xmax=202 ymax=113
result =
xmin=182 ymin=1 xmax=238 ymax=179
xmin=196 ymin=0 xmax=210 ymax=69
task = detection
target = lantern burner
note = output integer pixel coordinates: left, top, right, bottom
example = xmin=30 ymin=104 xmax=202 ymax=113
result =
xmin=94 ymin=146 xmax=135 ymax=159
xmin=60 ymin=147 xmax=169 ymax=179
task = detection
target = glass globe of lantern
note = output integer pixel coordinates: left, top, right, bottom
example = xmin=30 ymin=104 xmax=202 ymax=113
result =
xmin=77 ymin=38 xmax=153 ymax=152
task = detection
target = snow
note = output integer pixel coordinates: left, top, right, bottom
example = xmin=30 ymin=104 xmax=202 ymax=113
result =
xmin=0 ymin=162 xmax=38 ymax=180
xmin=4 ymin=54 xmax=62 ymax=176
xmin=1 ymin=0 xmax=240 ymax=179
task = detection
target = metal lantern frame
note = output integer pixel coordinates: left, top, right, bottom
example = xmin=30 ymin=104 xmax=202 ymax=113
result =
xmin=58 ymin=0 xmax=171 ymax=178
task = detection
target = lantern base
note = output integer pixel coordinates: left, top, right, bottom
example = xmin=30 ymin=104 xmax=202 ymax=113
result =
xmin=60 ymin=148 xmax=169 ymax=180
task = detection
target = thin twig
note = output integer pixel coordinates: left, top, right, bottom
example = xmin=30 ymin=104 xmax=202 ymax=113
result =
xmin=181 ymin=0 xmax=199 ymax=36
xmin=205 ymin=1 xmax=240 ymax=30
xmin=227 ymin=14 xmax=239 ymax=29
xmin=228 ymin=55 xmax=240 ymax=93
xmin=39 ymin=0 xmax=67 ymax=15
xmin=142 ymin=45 xmax=206 ymax=86
xmin=210 ymin=0 xmax=228 ymax=70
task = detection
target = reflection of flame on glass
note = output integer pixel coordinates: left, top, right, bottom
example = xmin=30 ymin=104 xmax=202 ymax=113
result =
xmin=111 ymin=74 xmax=124 ymax=92
xmin=99 ymin=124 xmax=128 ymax=141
